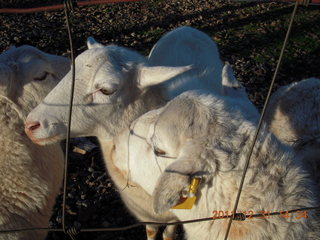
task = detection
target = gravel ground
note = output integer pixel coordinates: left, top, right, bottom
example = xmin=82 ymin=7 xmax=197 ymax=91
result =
xmin=0 ymin=1 xmax=319 ymax=240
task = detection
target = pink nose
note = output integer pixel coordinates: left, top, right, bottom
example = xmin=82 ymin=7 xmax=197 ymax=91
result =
xmin=25 ymin=121 xmax=41 ymax=132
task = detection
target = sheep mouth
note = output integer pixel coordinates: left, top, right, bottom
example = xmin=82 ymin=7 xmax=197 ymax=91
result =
xmin=27 ymin=133 xmax=63 ymax=146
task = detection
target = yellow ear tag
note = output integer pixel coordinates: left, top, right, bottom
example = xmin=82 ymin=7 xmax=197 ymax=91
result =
xmin=171 ymin=178 xmax=201 ymax=210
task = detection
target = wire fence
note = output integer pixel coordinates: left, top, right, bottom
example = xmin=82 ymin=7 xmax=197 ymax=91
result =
xmin=0 ymin=0 xmax=320 ymax=14
xmin=0 ymin=0 xmax=142 ymax=13
xmin=1 ymin=0 xmax=320 ymax=239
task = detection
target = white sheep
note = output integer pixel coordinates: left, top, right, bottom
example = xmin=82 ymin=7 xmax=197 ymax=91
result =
xmin=100 ymin=61 xmax=259 ymax=240
xmin=25 ymin=27 xmax=227 ymax=240
xmin=25 ymin=26 xmax=225 ymax=143
xmin=0 ymin=45 xmax=70 ymax=240
xmin=118 ymin=90 xmax=320 ymax=240
xmin=264 ymin=78 xmax=320 ymax=186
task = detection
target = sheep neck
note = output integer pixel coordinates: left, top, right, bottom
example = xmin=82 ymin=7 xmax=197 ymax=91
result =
xmin=96 ymin=84 xmax=166 ymax=142
xmin=172 ymin=126 xmax=318 ymax=239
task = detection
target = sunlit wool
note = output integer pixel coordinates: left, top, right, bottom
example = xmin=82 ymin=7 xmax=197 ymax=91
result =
xmin=0 ymin=45 xmax=69 ymax=240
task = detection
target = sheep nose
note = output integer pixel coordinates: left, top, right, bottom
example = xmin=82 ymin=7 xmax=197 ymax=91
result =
xmin=25 ymin=121 xmax=41 ymax=132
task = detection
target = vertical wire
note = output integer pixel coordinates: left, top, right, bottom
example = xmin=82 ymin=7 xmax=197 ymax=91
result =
xmin=223 ymin=1 xmax=299 ymax=239
xmin=124 ymin=124 xmax=134 ymax=190
xmin=62 ymin=3 xmax=76 ymax=233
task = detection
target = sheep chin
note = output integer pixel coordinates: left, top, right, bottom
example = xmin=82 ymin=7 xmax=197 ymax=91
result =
xmin=27 ymin=133 xmax=64 ymax=146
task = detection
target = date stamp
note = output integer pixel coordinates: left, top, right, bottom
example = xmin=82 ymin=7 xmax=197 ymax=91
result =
xmin=212 ymin=210 xmax=308 ymax=220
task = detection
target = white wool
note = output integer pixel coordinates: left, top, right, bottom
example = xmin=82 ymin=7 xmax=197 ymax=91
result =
xmin=0 ymin=96 xmax=64 ymax=240
xmin=265 ymin=78 xmax=320 ymax=187
xmin=25 ymin=27 xmax=258 ymax=239
xmin=120 ymin=91 xmax=319 ymax=240
xmin=25 ymin=27 xmax=228 ymax=240
xmin=0 ymin=45 xmax=69 ymax=240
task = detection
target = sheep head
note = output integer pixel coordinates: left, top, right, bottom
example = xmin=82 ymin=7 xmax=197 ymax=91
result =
xmin=126 ymin=99 xmax=213 ymax=197
xmin=0 ymin=45 xmax=70 ymax=116
xmin=265 ymin=78 xmax=320 ymax=146
xmin=25 ymin=38 xmax=191 ymax=145
xmin=265 ymin=78 xmax=320 ymax=184
xmin=125 ymin=91 xmax=253 ymax=213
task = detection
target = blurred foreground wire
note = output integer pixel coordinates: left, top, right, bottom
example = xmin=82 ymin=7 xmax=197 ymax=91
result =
xmin=0 ymin=0 xmax=143 ymax=13
xmin=0 ymin=206 xmax=319 ymax=234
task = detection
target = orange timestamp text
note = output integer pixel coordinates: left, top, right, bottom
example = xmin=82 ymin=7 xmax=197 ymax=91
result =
xmin=212 ymin=210 xmax=308 ymax=220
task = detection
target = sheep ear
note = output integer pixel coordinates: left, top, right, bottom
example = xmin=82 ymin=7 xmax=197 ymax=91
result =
xmin=152 ymin=160 xmax=191 ymax=214
xmin=137 ymin=65 xmax=192 ymax=89
xmin=222 ymin=62 xmax=242 ymax=88
xmin=152 ymin=140 xmax=211 ymax=214
xmin=222 ymin=62 xmax=247 ymax=97
xmin=87 ymin=37 xmax=104 ymax=49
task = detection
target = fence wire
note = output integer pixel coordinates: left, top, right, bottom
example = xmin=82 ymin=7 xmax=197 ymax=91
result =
xmin=0 ymin=0 xmax=319 ymax=14
xmin=0 ymin=206 xmax=319 ymax=234
xmin=0 ymin=0 xmax=142 ymax=13
xmin=223 ymin=0 xmax=300 ymax=239
xmin=0 ymin=0 xmax=320 ymax=239
xmin=62 ymin=1 xmax=77 ymax=238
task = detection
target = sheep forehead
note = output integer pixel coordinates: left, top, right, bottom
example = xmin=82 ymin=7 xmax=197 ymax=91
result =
xmin=151 ymin=98 xmax=195 ymax=150
xmin=0 ymin=47 xmax=53 ymax=86
xmin=94 ymin=65 xmax=124 ymax=87
xmin=76 ymin=44 xmax=141 ymax=69
xmin=282 ymin=78 xmax=319 ymax=98
xmin=151 ymin=91 xmax=222 ymax=149
xmin=0 ymin=45 xmax=45 ymax=64
xmin=75 ymin=48 xmax=111 ymax=67
xmin=278 ymin=79 xmax=320 ymax=116
xmin=156 ymin=92 xmax=202 ymax=130
xmin=75 ymin=47 xmax=127 ymax=84
xmin=133 ymin=108 xmax=161 ymax=135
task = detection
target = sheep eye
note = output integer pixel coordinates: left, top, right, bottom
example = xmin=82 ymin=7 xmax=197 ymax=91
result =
xmin=100 ymin=88 xmax=116 ymax=95
xmin=154 ymin=147 xmax=166 ymax=157
xmin=34 ymin=72 xmax=49 ymax=81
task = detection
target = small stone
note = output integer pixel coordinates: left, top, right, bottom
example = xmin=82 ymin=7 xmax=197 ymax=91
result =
xmin=67 ymin=193 xmax=74 ymax=199
xmin=91 ymin=171 xmax=101 ymax=179
xmin=82 ymin=201 xmax=89 ymax=208
xmin=102 ymin=221 xmax=110 ymax=227
xmin=80 ymin=194 xmax=86 ymax=200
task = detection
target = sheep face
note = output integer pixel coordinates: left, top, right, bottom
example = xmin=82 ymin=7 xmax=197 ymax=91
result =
xmin=147 ymin=94 xmax=211 ymax=157
xmin=127 ymin=103 xmax=211 ymax=210
xmin=0 ymin=45 xmax=70 ymax=114
xmin=125 ymin=106 xmax=181 ymax=195
xmin=25 ymin=39 xmax=191 ymax=145
xmin=127 ymin=91 xmax=239 ymax=212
